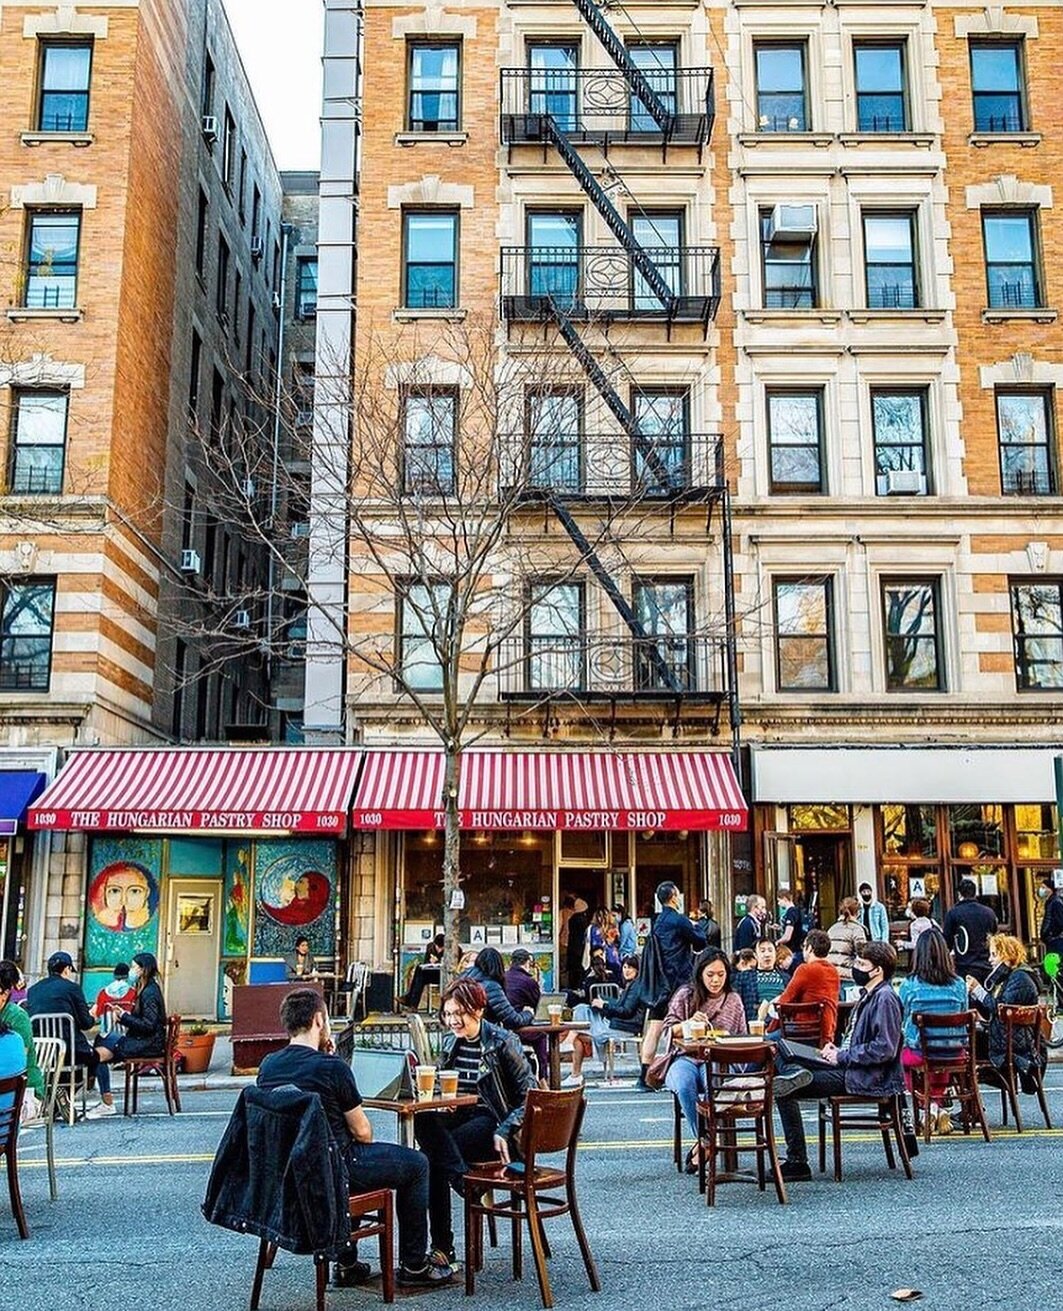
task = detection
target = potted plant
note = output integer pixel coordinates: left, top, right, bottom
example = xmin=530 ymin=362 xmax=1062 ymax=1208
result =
xmin=177 ymin=1023 xmax=216 ymax=1075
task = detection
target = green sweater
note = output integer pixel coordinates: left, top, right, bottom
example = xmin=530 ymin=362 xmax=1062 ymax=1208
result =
xmin=1 ymin=1000 xmax=44 ymax=1096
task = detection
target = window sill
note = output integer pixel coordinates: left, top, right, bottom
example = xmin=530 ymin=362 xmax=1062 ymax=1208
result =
xmin=395 ymin=131 xmax=468 ymax=147
xmin=393 ymin=307 xmax=467 ymax=322
xmin=743 ymin=308 xmax=842 ymax=324
xmin=738 ymin=132 xmax=833 ymax=148
xmin=837 ymin=132 xmax=935 ymax=148
xmin=6 ymin=305 xmax=83 ymax=323
xmin=20 ymin=130 xmax=94 ymax=148
xmin=969 ymin=132 xmax=1041 ymax=148
xmin=981 ymin=307 xmax=1057 ymax=325
xmin=848 ymin=308 xmax=946 ymax=324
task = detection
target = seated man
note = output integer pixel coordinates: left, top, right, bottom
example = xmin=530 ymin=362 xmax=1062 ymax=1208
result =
xmin=765 ymin=928 xmax=839 ymax=1046
xmin=257 ymin=987 xmax=453 ymax=1289
xmin=772 ymin=941 xmax=910 ymax=1181
xmin=403 ymin=934 xmax=445 ymax=1010
xmin=25 ymin=951 xmax=99 ymax=1094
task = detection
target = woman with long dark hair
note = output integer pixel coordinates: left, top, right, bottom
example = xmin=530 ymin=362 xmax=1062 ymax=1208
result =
xmin=86 ymin=951 xmax=167 ymax=1118
xmin=898 ymin=927 xmax=967 ymax=1134
xmin=657 ymin=947 xmax=747 ymax=1170
xmin=462 ymin=947 xmax=534 ymax=1032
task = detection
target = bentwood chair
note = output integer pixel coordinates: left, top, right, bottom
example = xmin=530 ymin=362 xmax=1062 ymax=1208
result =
xmin=123 ymin=1013 xmax=182 ymax=1116
xmin=911 ymin=1010 xmax=990 ymax=1144
xmin=976 ymin=1003 xmax=1052 ymax=1133
xmin=777 ymin=1001 xmax=827 ymax=1045
xmin=817 ymin=1093 xmax=913 ymax=1183
xmin=463 ymin=1088 xmax=600 ymax=1309
xmin=0 ymin=1073 xmax=29 ymax=1239
xmin=695 ymin=1039 xmax=787 ymax=1207
xmin=24 ymin=1036 xmax=65 ymax=1200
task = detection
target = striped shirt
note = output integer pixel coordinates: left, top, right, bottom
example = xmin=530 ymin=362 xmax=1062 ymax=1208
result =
xmin=452 ymin=1038 xmax=483 ymax=1096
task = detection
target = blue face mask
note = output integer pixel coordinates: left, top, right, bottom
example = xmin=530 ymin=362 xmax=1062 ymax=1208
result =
xmin=128 ymin=966 xmax=141 ymax=984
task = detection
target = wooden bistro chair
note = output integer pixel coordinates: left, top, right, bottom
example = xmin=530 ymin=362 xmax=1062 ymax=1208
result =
xmin=24 ymin=1036 xmax=65 ymax=1201
xmin=695 ymin=1039 xmax=787 ymax=1207
xmin=777 ymin=1001 xmax=826 ymax=1045
xmin=911 ymin=1010 xmax=990 ymax=1145
xmin=817 ymin=1091 xmax=913 ymax=1184
xmin=30 ymin=1012 xmax=89 ymax=1124
xmin=976 ymin=1003 xmax=1052 ymax=1133
xmin=1 ymin=1073 xmax=29 ymax=1239
xmin=250 ymin=1189 xmax=395 ymax=1310
xmin=462 ymin=1087 xmax=600 ymax=1309
xmin=123 ymin=1013 xmax=182 ymax=1116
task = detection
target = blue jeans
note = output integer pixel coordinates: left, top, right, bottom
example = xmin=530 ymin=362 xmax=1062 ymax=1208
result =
xmin=347 ymin=1140 xmax=430 ymax=1270
xmin=664 ymin=1055 xmax=707 ymax=1140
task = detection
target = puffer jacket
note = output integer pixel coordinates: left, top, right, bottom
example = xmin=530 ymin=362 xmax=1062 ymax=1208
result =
xmin=202 ymin=1084 xmax=348 ymax=1256
xmin=971 ymin=965 xmax=1041 ymax=1071
xmin=464 ymin=966 xmax=533 ymax=1032
xmin=438 ymin=1018 xmax=537 ymax=1142
xmin=116 ymin=980 xmax=166 ymax=1057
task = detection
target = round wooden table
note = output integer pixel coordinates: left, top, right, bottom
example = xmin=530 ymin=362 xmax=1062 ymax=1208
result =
xmin=518 ymin=1020 xmax=590 ymax=1089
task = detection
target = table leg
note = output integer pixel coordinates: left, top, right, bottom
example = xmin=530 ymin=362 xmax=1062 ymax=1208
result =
xmin=400 ymin=1116 xmax=416 ymax=1149
xmin=549 ymin=1033 xmax=561 ymax=1090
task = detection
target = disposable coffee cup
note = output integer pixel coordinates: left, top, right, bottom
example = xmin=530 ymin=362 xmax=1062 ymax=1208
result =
xmin=681 ymin=1019 xmax=694 ymax=1041
xmin=416 ymin=1064 xmax=437 ymax=1101
xmin=439 ymin=1069 xmax=459 ymax=1100
xmin=548 ymin=1004 xmax=563 ymax=1027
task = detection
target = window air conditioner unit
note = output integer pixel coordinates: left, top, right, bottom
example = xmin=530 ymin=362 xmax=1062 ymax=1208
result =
xmin=880 ymin=469 xmax=926 ymax=496
xmin=271 ymin=292 xmax=282 ymax=311
xmin=768 ymin=203 xmax=817 ymax=243
xmin=291 ymin=522 xmax=311 ymax=538
xmin=201 ymin=115 xmax=220 ymax=144
xmin=250 ymin=237 xmax=264 ymax=262
xmin=232 ymin=609 xmax=252 ymax=629
xmin=180 ymin=548 xmax=201 ymax=573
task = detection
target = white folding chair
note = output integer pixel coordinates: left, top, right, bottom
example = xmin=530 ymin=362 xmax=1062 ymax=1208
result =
xmin=30 ymin=1013 xmax=89 ymax=1125
xmin=23 ymin=1037 xmax=64 ymax=1200
xmin=344 ymin=961 xmax=370 ymax=1021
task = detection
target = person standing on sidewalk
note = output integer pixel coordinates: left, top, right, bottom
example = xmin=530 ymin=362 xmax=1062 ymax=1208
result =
xmin=636 ymin=881 xmax=706 ymax=1092
xmin=943 ymin=879 xmax=997 ymax=983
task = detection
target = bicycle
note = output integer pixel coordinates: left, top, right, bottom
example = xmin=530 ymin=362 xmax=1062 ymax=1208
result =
xmin=1041 ymin=952 xmax=1063 ymax=1050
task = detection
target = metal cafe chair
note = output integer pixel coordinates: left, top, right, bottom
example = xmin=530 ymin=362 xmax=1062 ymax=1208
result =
xmin=23 ymin=1036 xmax=65 ymax=1200
xmin=30 ymin=1013 xmax=89 ymax=1124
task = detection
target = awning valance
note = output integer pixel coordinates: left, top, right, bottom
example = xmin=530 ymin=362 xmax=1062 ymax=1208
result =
xmin=0 ymin=771 xmax=47 ymax=835
xmin=351 ymin=750 xmax=747 ymax=832
xmin=28 ymin=748 xmax=362 ymax=835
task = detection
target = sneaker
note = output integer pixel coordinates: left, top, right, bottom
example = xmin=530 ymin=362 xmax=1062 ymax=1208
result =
xmin=84 ymin=1100 xmax=117 ymax=1119
xmin=780 ymin=1159 xmax=812 ymax=1181
xmin=561 ymin=1073 xmax=584 ymax=1088
xmin=397 ymin=1260 xmax=456 ymax=1288
xmin=333 ymin=1260 xmax=372 ymax=1287
xmin=935 ymin=1109 xmax=952 ymax=1136
xmin=772 ymin=1069 xmax=814 ymax=1099
xmin=633 ymin=1079 xmax=657 ymax=1094
xmin=430 ymin=1248 xmax=456 ymax=1270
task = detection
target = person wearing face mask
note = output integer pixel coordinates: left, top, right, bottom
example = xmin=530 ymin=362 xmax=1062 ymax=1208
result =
xmin=772 ymin=941 xmax=910 ymax=1181
xmin=86 ymin=951 xmax=167 ymax=1118
xmin=1037 ymin=876 xmax=1063 ymax=960
xmin=857 ymin=883 xmax=890 ymax=942
xmin=966 ymin=933 xmax=1041 ymax=1088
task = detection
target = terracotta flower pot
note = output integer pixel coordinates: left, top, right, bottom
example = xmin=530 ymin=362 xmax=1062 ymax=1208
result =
xmin=177 ymin=1031 xmax=216 ymax=1075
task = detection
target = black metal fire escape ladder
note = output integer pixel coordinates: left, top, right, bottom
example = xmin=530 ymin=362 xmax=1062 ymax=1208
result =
xmin=571 ymin=0 xmax=673 ymax=135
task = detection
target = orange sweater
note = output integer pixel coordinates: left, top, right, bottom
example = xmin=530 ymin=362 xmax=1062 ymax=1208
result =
xmin=770 ymin=957 xmax=840 ymax=1046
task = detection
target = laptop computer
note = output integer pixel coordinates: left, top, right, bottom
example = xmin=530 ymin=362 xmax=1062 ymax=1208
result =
xmin=351 ymin=1047 xmax=416 ymax=1100
xmin=534 ymin=992 xmax=567 ymax=1023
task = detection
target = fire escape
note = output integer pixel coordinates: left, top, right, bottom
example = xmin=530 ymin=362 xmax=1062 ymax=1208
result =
xmin=498 ymin=0 xmax=739 ymax=753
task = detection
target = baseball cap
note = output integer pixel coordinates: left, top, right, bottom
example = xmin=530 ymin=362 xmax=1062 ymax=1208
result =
xmin=47 ymin=950 xmax=75 ymax=974
xmin=510 ymin=948 xmax=532 ymax=966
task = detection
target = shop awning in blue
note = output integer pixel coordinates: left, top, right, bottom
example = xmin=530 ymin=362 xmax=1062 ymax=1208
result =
xmin=0 ymin=771 xmax=47 ymax=835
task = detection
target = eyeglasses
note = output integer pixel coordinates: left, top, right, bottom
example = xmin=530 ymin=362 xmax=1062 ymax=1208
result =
xmin=442 ymin=1009 xmax=467 ymax=1024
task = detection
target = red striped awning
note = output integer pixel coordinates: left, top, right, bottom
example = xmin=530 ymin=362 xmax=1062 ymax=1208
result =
xmin=351 ymin=750 xmax=747 ymax=832
xmin=27 ymin=748 xmax=362 ymax=835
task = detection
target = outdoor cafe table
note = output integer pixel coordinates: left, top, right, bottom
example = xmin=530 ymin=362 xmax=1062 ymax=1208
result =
xmin=518 ymin=1020 xmax=591 ymax=1090
xmin=362 ymin=1092 xmax=479 ymax=1147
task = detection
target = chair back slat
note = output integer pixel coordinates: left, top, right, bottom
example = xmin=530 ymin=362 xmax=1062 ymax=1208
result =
xmin=520 ymin=1087 xmax=585 ymax=1162
xmin=0 ymin=1073 xmax=27 ymax=1150
xmin=777 ymin=1001 xmax=824 ymax=1043
xmin=588 ymin=983 xmax=620 ymax=1004
xmin=914 ymin=1009 xmax=975 ymax=1063
xmin=30 ymin=1011 xmax=76 ymax=1056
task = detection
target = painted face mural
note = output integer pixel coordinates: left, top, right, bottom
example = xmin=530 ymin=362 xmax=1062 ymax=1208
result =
xmin=258 ymin=853 xmax=331 ymax=927
xmin=89 ymin=862 xmax=157 ymax=931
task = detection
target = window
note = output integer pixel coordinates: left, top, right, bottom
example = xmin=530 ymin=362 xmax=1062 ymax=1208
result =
xmin=402 ymin=211 xmax=457 ymax=308
xmin=872 ymin=389 xmax=929 ymax=495
xmin=10 ymin=392 xmax=66 ymax=494
xmin=216 ymin=234 xmax=230 ymax=320
xmin=767 ymin=390 xmax=824 ymax=493
xmin=631 ymin=211 xmax=682 ymax=310
xmin=774 ymin=577 xmax=834 ymax=691
xmin=210 ymin=368 xmax=224 ymax=443
xmin=853 ymin=41 xmax=907 ymax=132
xmin=760 ymin=208 xmax=817 ymax=309
xmin=407 ymin=42 xmax=460 ymax=131
xmin=172 ymin=639 xmax=186 ymax=739
xmin=24 ymin=211 xmax=80 ymax=309
xmin=233 ymin=271 xmax=242 ymax=344
xmin=632 ymin=389 xmax=689 ymax=492
xmin=527 ymin=211 xmax=581 ymax=311
xmin=195 ymin=189 xmax=208 ymax=277
xmin=399 ymin=581 xmax=452 ymax=690
xmin=627 ymin=42 xmax=678 ymax=132
xmin=527 ymin=581 xmax=584 ymax=690
xmin=528 ymin=43 xmax=580 ymax=131
xmin=293 ymin=363 xmax=315 ymax=428
xmin=188 ymin=329 xmax=202 ymax=416
xmin=1011 ymin=581 xmax=1063 ymax=690
xmin=863 ymin=211 xmax=918 ymax=309
xmin=882 ymin=578 xmax=943 ymax=690
xmin=245 ymin=304 xmax=255 ymax=377
xmin=996 ymin=390 xmax=1055 ymax=495
xmin=222 ymin=107 xmax=236 ymax=189
xmin=402 ymin=389 xmax=456 ymax=494
xmin=633 ymin=578 xmax=694 ymax=691
xmin=251 ymin=185 xmax=261 ymax=240
xmin=37 ymin=41 xmax=92 ymax=132
xmin=983 ymin=209 xmax=1041 ymax=309
xmin=201 ymin=53 xmax=215 ymax=117
xmin=527 ymin=389 xmax=582 ymax=491
xmin=755 ymin=42 xmax=808 ymax=132
xmin=0 ymin=579 xmax=56 ymax=690
xmin=295 ymin=258 xmax=318 ymax=318
xmin=238 ymin=150 xmax=248 ymax=220
xmin=970 ymin=39 xmax=1026 ymax=132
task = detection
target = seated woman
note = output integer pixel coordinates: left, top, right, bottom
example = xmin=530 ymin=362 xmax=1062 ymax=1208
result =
xmin=415 ymin=977 xmax=537 ymax=1267
xmin=734 ymin=939 xmax=788 ymax=1021
xmin=658 ymin=947 xmax=747 ymax=1172
xmin=565 ymin=946 xmax=613 ymax=1009
xmin=86 ymin=952 xmax=167 ymax=1118
xmin=463 ymin=948 xmax=534 ymax=1031
xmin=967 ymin=933 xmax=1042 ymax=1089
xmin=898 ymin=928 xmax=968 ymax=1134
xmin=402 ymin=933 xmax=445 ymax=1010
xmin=566 ymin=954 xmax=646 ymax=1085
xmin=283 ymin=935 xmax=317 ymax=980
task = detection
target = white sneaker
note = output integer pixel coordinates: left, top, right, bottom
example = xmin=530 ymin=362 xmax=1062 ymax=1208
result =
xmin=85 ymin=1100 xmax=117 ymax=1119
xmin=561 ymin=1074 xmax=584 ymax=1088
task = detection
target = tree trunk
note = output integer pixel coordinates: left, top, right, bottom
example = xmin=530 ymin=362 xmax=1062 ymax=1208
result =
xmin=441 ymin=746 xmax=462 ymax=988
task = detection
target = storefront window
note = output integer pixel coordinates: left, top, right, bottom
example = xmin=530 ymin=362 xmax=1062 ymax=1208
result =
xmin=558 ymin=830 xmax=609 ymax=866
xmin=880 ymin=862 xmax=942 ymax=923
xmin=788 ymin=804 xmax=850 ymax=831
xmin=951 ymin=861 xmax=1011 ymax=927
xmin=881 ymin=803 xmax=937 ymax=858
xmin=1014 ymin=804 xmax=1060 ymax=860
xmin=948 ymin=804 xmax=1005 ymax=859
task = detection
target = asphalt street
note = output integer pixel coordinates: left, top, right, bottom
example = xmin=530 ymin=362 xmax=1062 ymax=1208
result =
xmin=3 ymin=1074 xmax=1061 ymax=1311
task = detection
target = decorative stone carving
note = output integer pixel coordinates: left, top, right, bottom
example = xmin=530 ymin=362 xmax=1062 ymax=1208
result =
xmin=10 ymin=174 xmax=98 ymax=210
xmin=1026 ymin=542 xmax=1049 ymax=573
xmin=24 ymin=5 xmax=109 ymax=39
xmin=964 ymin=175 xmax=1052 ymax=210
xmin=979 ymin=354 xmax=1063 ymax=389
xmin=392 ymin=4 xmax=477 ymax=40
xmin=386 ymin=175 xmax=474 ymax=209
xmin=954 ymin=9 xmax=1038 ymax=38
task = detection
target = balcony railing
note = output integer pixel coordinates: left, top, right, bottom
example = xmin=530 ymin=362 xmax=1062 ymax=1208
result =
xmin=495 ymin=632 xmax=728 ymax=702
xmin=500 ymin=67 xmax=715 ymax=148
xmin=501 ymin=245 xmax=720 ymax=325
xmin=501 ymin=431 xmax=724 ymax=501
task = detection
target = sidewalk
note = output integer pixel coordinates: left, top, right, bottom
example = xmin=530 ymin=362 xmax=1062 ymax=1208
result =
xmin=178 ymin=1034 xmax=252 ymax=1093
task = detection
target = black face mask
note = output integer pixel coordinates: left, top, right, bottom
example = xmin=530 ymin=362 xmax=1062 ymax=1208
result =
xmin=860 ymin=893 xmax=872 ymax=904
xmin=851 ymin=965 xmax=874 ymax=987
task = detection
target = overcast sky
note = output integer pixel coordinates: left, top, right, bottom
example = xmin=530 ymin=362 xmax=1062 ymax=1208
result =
xmin=224 ymin=0 xmax=323 ymax=171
